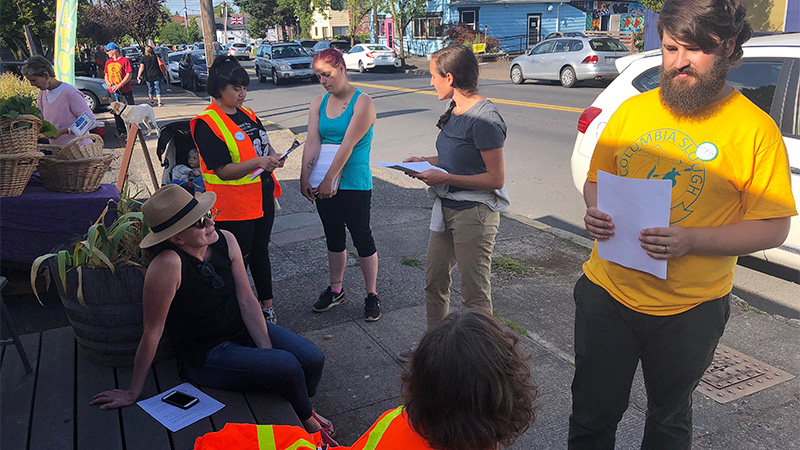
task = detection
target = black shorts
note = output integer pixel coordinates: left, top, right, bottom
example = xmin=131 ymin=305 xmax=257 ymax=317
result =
xmin=315 ymin=190 xmax=376 ymax=257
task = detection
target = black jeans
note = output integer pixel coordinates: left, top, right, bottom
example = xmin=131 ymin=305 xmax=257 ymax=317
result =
xmin=111 ymin=90 xmax=135 ymax=133
xmin=315 ymin=189 xmax=376 ymax=257
xmin=569 ymin=275 xmax=730 ymax=450
xmin=216 ymin=185 xmax=276 ymax=301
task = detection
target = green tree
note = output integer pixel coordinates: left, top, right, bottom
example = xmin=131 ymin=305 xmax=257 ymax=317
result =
xmin=341 ymin=0 xmax=373 ymax=45
xmin=381 ymin=0 xmax=427 ymax=58
xmin=0 ymin=0 xmax=56 ymax=58
xmin=124 ymin=0 xmax=170 ymax=46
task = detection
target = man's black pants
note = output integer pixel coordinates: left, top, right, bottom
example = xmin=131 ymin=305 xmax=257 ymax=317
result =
xmin=112 ymin=90 xmax=135 ymax=134
xmin=568 ymin=275 xmax=730 ymax=450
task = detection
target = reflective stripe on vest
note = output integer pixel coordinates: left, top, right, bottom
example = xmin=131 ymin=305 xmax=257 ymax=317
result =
xmin=256 ymin=425 xmax=317 ymax=450
xmin=363 ymin=406 xmax=405 ymax=450
xmin=196 ymin=108 xmax=260 ymax=186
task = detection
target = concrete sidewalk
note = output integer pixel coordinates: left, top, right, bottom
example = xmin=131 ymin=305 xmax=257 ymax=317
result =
xmin=110 ymin=90 xmax=800 ymax=450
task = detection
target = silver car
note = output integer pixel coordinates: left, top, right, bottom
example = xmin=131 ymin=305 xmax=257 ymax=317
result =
xmin=510 ymin=37 xmax=630 ymax=88
xmin=254 ymin=43 xmax=315 ymax=85
xmin=229 ymin=43 xmax=251 ymax=60
xmin=167 ymin=51 xmax=186 ymax=84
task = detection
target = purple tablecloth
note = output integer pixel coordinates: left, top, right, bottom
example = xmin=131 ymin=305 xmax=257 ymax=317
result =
xmin=0 ymin=173 xmax=120 ymax=264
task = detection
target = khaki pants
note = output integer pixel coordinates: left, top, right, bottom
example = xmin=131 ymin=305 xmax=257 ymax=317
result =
xmin=425 ymin=204 xmax=500 ymax=330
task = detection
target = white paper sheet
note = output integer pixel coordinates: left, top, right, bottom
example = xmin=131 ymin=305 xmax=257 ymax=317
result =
xmin=136 ymin=382 xmax=224 ymax=432
xmin=309 ymin=144 xmax=341 ymax=188
xmin=596 ymin=170 xmax=672 ymax=279
xmin=373 ymin=161 xmax=449 ymax=174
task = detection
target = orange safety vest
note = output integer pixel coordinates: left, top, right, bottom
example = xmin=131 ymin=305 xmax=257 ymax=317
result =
xmin=190 ymin=102 xmax=282 ymax=222
xmin=193 ymin=407 xmax=433 ymax=450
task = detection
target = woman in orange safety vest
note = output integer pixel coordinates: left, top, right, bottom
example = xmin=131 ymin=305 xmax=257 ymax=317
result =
xmin=191 ymin=55 xmax=283 ymax=324
xmin=194 ymin=310 xmax=539 ymax=450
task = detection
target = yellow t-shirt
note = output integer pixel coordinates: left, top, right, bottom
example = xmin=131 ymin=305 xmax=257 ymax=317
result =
xmin=584 ymin=88 xmax=796 ymax=315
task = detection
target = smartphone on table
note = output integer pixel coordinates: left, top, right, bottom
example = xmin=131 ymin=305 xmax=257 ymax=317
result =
xmin=161 ymin=390 xmax=199 ymax=409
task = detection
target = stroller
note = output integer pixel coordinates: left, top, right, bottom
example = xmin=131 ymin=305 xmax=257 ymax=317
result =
xmin=156 ymin=120 xmax=204 ymax=192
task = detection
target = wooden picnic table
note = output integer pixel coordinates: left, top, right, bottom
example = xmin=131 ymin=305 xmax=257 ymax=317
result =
xmin=1 ymin=327 xmax=301 ymax=450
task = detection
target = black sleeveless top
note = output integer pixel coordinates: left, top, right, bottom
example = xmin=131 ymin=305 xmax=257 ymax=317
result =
xmin=164 ymin=228 xmax=249 ymax=368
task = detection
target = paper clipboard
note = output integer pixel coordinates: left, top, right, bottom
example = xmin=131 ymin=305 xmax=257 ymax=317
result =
xmin=309 ymin=144 xmax=341 ymax=189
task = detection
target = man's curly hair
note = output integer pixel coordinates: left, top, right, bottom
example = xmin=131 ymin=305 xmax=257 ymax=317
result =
xmin=402 ymin=310 xmax=538 ymax=450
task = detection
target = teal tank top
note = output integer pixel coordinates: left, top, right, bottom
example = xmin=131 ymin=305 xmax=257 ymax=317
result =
xmin=318 ymin=89 xmax=373 ymax=190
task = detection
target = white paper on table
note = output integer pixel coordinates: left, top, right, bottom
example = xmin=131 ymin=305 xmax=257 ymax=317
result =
xmin=373 ymin=161 xmax=449 ymax=174
xmin=136 ymin=382 xmax=224 ymax=432
xmin=596 ymin=170 xmax=672 ymax=279
xmin=309 ymin=144 xmax=340 ymax=188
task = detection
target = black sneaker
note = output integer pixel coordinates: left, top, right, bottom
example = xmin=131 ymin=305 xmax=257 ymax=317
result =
xmin=312 ymin=287 xmax=346 ymax=312
xmin=364 ymin=293 xmax=382 ymax=322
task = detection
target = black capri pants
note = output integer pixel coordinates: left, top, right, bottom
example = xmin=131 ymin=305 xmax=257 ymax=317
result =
xmin=315 ymin=189 xmax=376 ymax=257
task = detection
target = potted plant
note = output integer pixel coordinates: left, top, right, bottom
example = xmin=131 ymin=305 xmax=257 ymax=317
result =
xmin=30 ymin=184 xmax=171 ymax=367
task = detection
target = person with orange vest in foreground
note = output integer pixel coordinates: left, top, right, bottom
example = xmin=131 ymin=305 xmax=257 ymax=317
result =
xmin=191 ymin=55 xmax=283 ymax=324
xmin=194 ymin=310 xmax=539 ymax=450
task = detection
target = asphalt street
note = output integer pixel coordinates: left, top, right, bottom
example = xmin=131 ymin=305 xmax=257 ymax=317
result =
xmin=238 ymin=60 xmax=605 ymax=237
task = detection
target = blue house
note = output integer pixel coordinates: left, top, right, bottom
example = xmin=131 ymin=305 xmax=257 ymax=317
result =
xmin=375 ymin=1 xmax=647 ymax=56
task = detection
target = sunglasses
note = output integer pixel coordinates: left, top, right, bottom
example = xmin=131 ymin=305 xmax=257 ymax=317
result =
xmin=198 ymin=261 xmax=225 ymax=289
xmin=194 ymin=210 xmax=214 ymax=229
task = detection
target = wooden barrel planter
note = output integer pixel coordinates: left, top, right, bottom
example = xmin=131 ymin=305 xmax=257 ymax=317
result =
xmin=49 ymin=261 xmax=172 ymax=367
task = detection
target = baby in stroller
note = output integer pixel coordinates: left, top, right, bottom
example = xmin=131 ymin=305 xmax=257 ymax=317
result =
xmin=171 ymin=148 xmax=205 ymax=192
xmin=157 ymin=120 xmax=205 ymax=193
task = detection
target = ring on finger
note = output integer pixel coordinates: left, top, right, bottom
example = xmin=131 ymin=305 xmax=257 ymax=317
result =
xmin=662 ymin=245 xmax=668 ymax=254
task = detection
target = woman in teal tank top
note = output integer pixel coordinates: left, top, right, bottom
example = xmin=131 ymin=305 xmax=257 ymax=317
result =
xmin=301 ymin=49 xmax=382 ymax=322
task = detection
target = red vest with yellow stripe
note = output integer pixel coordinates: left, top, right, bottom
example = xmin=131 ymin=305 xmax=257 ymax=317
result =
xmin=190 ymin=102 xmax=282 ymax=222
xmin=193 ymin=407 xmax=433 ymax=450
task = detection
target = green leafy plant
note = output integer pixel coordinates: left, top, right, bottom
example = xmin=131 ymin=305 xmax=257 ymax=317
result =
xmin=30 ymin=184 xmax=150 ymax=306
xmin=0 ymin=95 xmax=58 ymax=136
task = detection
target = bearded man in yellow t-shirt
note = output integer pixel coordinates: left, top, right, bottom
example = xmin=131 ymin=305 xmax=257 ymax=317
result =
xmin=568 ymin=0 xmax=797 ymax=449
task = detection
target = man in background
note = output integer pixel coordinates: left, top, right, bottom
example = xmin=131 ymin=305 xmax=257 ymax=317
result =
xmin=103 ymin=42 xmax=134 ymax=138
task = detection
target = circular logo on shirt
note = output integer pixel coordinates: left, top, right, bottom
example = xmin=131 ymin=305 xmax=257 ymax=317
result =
xmin=696 ymin=142 xmax=718 ymax=161
xmin=234 ymin=131 xmax=246 ymax=141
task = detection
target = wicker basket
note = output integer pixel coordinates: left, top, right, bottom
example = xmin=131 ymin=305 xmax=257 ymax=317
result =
xmin=37 ymin=153 xmax=114 ymax=193
xmin=0 ymin=152 xmax=43 ymax=197
xmin=0 ymin=115 xmax=42 ymax=155
xmin=56 ymin=134 xmax=105 ymax=160
xmin=38 ymin=143 xmax=63 ymax=155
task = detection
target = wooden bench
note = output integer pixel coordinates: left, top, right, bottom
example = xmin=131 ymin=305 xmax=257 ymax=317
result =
xmin=1 ymin=327 xmax=302 ymax=450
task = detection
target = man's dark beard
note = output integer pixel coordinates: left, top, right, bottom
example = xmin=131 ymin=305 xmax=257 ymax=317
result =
xmin=659 ymin=56 xmax=730 ymax=117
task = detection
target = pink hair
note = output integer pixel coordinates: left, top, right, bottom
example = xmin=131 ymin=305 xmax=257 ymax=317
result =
xmin=312 ymin=48 xmax=345 ymax=69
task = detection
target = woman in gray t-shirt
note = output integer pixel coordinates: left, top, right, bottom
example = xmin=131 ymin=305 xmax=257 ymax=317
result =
xmin=402 ymin=45 xmax=509 ymax=348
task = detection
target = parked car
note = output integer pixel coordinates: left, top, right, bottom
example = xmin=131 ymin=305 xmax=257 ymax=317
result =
xmin=167 ymin=51 xmax=186 ymax=84
xmin=343 ymin=44 xmax=400 ymax=73
xmin=295 ymin=39 xmax=318 ymax=55
xmin=121 ymin=46 xmax=142 ymax=65
xmin=178 ymin=50 xmax=208 ymax=91
xmin=192 ymin=42 xmax=225 ymax=55
xmin=311 ymin=40 xmax=351 ymax=55
xmin=75 ymin=76 xmax=111 ymax=112
xmin=569 ymin=33 xmax=800 ymax=270
xmin=509 ymin=36 xmax=630 ymax=87
xmin=254 ymin=42 xmax=315 ymax=85
xmin=229 ymin=42 xmax=251 ymax=60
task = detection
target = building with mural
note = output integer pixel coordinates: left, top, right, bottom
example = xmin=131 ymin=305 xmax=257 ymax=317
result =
xmin=373 ymin=0 xmax=647 ymax=56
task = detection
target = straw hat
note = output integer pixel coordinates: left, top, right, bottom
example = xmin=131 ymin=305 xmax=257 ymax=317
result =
xmin=139 ymin=185 xmax=216 ymax=248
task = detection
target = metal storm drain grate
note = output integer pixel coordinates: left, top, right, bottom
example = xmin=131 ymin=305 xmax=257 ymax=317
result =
xmin=696 ymin=344 xmax=795 ymax=404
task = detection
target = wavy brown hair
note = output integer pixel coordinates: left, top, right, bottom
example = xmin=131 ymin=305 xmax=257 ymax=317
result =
xmin=657 ymin=0 xmax=752 ymax=62
xmin=402 ymin=310 xmax=538 ymax=450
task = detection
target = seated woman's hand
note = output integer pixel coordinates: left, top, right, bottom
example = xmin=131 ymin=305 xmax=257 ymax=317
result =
xmin=90 ymin=388 xmax=138 ymax=410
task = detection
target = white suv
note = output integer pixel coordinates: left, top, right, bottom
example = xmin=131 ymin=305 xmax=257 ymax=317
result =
xmin=570 ymin=33 xmax=800 ymax=270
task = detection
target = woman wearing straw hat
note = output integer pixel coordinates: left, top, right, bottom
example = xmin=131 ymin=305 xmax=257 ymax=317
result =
xmin=90 ymin=185 xmax=338 ymax=445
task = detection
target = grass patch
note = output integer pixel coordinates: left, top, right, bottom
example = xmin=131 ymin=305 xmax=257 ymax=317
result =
xmin=492 ymin=256 xmax=534 ymax=277
xmin=493 ymin=308 xmax=528 ymax=335
xmin=561 ymin=237 xmax=592 ymax=254
xmin=402 ymin=257 xmax=422 ymax=267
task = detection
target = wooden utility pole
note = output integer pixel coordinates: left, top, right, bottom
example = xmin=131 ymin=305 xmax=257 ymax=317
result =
xmin=223 ymin=1 xmax=228 ymax=44
xmin=183 ymin=0 xmax=189 ymax=28
xmin=200 ymin=0 xmax=217 ymax=66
